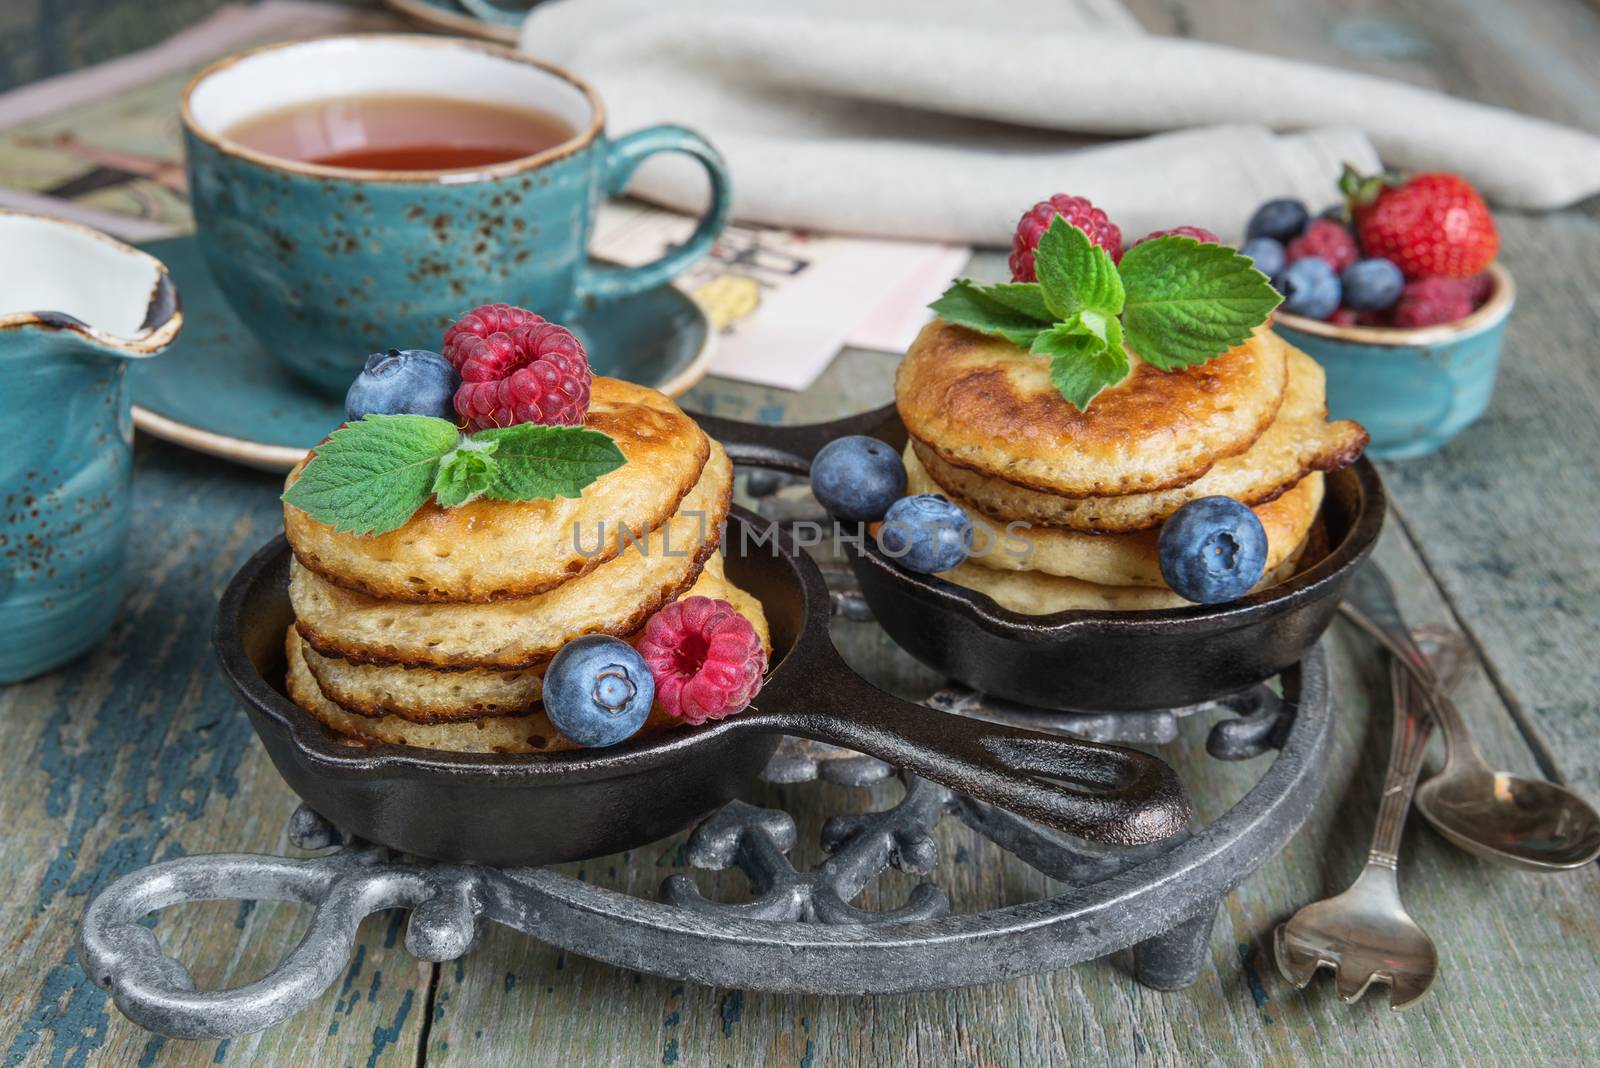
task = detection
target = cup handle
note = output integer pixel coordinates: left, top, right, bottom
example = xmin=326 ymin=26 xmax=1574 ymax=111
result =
xmin=575 ymin=125 xmax=732 ymax=306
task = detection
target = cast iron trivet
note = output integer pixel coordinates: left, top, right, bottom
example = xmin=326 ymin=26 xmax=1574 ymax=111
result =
xmin=78 ymin=646 xmax=1331 ymax=1041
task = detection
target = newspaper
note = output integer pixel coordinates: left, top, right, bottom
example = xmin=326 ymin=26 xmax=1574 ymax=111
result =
xmin=0 ymin=1 xmax=968 ymax=390
xmin=593 ymin=202 xmax=967 ymax=389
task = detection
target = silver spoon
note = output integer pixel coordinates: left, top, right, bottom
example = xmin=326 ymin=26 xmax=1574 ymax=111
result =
xmin=1275 ymin=657 xmax=1438 ymax=1007
xmin=1342 ymin=566 xmax=1600 ymax=871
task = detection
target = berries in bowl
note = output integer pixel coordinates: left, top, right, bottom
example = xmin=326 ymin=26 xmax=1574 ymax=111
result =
xmin=1247 ymin=168 xmax=1515 ymax=459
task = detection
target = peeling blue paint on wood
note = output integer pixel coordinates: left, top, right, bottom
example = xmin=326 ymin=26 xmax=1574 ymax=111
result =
xmin=719 ymin=991 xmax=744 ymax=1037
xmin=364 ymin=989 xmax=413 ymax=1068
xmin=382 ymin=911 xmax=404 ymax=949
xmin=136 ymin=1035 xmax=164 ymax=1067
xmin=3 ymin=957 xmax=110 ymax=1068
xmin=1237 ymin=943 xmax=1272 ymax=1013
xmin=336 ymin=945 xmax=368 ymax=1016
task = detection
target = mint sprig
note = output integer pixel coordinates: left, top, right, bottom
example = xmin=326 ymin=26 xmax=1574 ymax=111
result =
xmin=929 ymin=218 xmax=1280 ymax=410
xmin=283 ymin=416 xmax=625 ymax=535
xmin=476 ymin=422 xmax=634 ymax=500
xmin=431 ymin=437 xmax=500 ymax=508
xmin=281 ymin=415 xmax=460 ymax=536
xmin=928 ymin=281 xmax=1048 ymax=349
xmin=1118 ymin=239 xmax=1281 ymax=371
xmin=1033 ymin=215 xmax=1124 ymax=320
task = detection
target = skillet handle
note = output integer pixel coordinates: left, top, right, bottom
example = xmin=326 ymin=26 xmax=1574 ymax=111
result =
xmin=695 ymin=402 xmax=899 ymax=475
xmin=750 ymin=670 xmax=1190 ymax=846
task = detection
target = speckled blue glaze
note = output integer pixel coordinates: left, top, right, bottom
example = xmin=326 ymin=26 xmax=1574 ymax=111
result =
xmin=182 ymin=46 xmax=730 ymax=396
xmin=0 ymin=213 xmax=181 ymax=682
xmin=1273 ymin=264 xmax=1515 ymax=460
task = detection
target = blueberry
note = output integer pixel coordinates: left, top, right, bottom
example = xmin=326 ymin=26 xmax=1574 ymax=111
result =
xmin=344 ymin=348 xmax=460 ymax=422
xmin=1238 ymin=237 xmax=1286 ymax=279
xmin=543 ymin=635 xmax=656 ymax=747
xmin=1157 ymin=497 xmax=1269 ymax=604
xmin=1319 ymin=202 xmax=1349 ymax=223
xmin=1277 ymin=257 xmax=1342 ymax=320
xmin=1245 ymin=198 xmax=1310 ymax=243
xmin=877 ymin=494 xmax=972 ymax=574
xmin=1340 ymin=258 xmax=1405 ymax=311
xmin=811 ymin=435 xmax=907 ymax=521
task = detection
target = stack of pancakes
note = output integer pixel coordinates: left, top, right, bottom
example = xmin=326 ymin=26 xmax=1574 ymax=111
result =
xmin=281 ymin=377 xmax=769 ymax=753
xmin=895 ymin=323 xmax=1367 ymax=612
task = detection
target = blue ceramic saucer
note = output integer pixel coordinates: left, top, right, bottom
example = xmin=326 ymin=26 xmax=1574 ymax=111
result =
xmin=128 ymin=235 xmax=713 ymax=471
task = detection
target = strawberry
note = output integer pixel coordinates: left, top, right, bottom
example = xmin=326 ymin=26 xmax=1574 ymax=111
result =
xmin=1341 ymin=166 xmax=1498 ymax=280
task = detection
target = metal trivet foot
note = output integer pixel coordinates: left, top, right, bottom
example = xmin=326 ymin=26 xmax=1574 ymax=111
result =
xmin=78 ymin=652 xmax=1332 ymax=1040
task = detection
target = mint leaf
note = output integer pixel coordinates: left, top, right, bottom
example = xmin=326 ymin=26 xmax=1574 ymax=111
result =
xmin=282 ymin=415 xmax=458 ymax=535
xmin=929 ymin=280 xmax=1049 ymax=348
xmin=1062 ymin=309 xmax=1123 ymax=351
xmin=478 ymin=423 xmax=626 ymax=500
xmin=432 ymin=437 xmax=501 ymax=508
xmin=1117 ymin=236 xmax=1281 ymax=371
xmin=1034 ymin=217 xmax=1124 ymax=321
xmin=1030 ymin=327 xmax=1102 ymax=362
xmin=970 ymin=281 xmax=1053 ymax=322
xmin=1031 ymin=323 xmax=1130 ymax=411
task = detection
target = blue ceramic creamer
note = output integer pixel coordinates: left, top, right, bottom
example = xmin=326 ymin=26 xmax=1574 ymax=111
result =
xmin=180 ymin=34 xmax=731 ymax=395
xmin=1273 ymin=263 xmax=1514 ymax=460
xmin=0 ymin=211 xmax=181 ymax=682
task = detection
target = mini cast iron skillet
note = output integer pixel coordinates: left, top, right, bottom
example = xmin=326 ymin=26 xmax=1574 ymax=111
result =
xmin=696 ymin=406 xmax=1386 ymax=712
xmin=215 ymin=513 xmax=1189 ymax=866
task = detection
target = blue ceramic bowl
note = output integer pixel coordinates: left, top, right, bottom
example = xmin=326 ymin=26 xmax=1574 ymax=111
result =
xmin=1272 ymin=262 xmax=1514 ymax=460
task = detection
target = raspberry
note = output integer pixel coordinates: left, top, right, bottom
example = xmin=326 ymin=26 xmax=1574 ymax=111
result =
xmin=636 ymin=596 xmax=766 ymax=725
xmin=1131 ymin=225 xmax=1219 ymax=249
xmin=1286 ymin=219 xmax=1358 ymax=273
xmin=1328 ymin=307 xmax=1360 ymax=327
xmin=445 ymin=304 xmax=592 ymax=430
xmin=1465 ymin=271 xmax=1496 ymax=307
xmin=442 ymin=302 xmax=548 ymax=371
xmin=1009 ymin=194 xmax=1122 ymax=281
xmin=1390 ymin=277 xmax=1473 ymax=328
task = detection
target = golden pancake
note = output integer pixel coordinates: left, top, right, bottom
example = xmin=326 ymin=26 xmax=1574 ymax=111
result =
xmin=293 ymin=442 xmax=733 ymax=671
xmin=304 ymin=646 xmax=546 ymax=721
xmin=285 ymin=627 xmax=685 ymax=753
xmin=912 ymin=345 xmax=1367 ymax=532
xmin=938 ymin=533 xmax=1310 ymax=615
xmin=906 ymin=443 xmax=1323 ymax=587
xmin=896 ymin=322 xmax=1289 ymax=498
xmin=284 ymin=377 xmax=711 ymax=602
xmin=300 ymin=555 xmax=773 ymax=722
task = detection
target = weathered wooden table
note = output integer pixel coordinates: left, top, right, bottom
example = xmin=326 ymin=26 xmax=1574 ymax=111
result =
xmin=5 ymin=1 xmax=1600 ymax=1065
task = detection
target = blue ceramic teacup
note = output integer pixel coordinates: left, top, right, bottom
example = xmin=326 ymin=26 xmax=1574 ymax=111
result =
xmin=0 ymin=211 xmax=182 ymax=682
xmin=1273 ymin=263 xmax=1514 ymax=460
xmin=180 ymin=34 xmax=731 ymax=395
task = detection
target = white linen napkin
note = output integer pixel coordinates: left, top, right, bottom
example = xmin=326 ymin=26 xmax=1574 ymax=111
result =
xmin=520 ymin=0 xmax=1600 ymax=244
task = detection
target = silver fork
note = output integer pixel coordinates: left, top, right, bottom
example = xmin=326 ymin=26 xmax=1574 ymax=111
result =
xmin=1274 ymin=654 xmax=1443 ymax=1008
